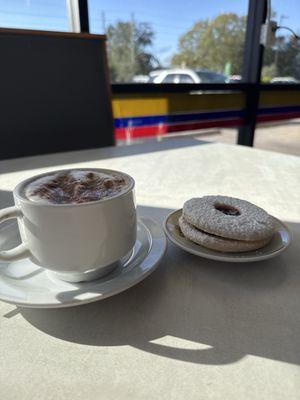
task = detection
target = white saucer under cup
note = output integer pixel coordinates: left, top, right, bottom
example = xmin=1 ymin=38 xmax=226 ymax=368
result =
xmin=0 ymin=217 xmax=166 ymax=308
xmin=0 ymin=168 xmax=137 ymax=283
xmin=164 ymin=209 xmax=292 ymax=263
xmin=49 ymin=252 xmax=134 ymax=283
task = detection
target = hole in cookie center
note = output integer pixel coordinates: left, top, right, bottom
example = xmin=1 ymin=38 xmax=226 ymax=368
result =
xmin=214 ymin=204 xmax=241 ymax=216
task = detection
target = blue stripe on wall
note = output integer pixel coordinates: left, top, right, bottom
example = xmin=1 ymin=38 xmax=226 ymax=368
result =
xmin=258 ymin=105 xmax=300 ymax=115
xmin=114 ymin=109 xmax=245 ymax=128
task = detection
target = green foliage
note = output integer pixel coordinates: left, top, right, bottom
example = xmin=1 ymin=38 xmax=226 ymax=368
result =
xmin=262 ymin=36 xmax=300 ymax=81
xmin=171 ymin=13 xmax=246 ymax=74
xmin=261 ymin=63 xmax=278 ymax=82
xmin=277 ymin=39 xmax=300 ymax=80
xmin=105 ymin=14 xmax=300 ymax=83
xmin=106 ymin=21 xmax=158 ymax=82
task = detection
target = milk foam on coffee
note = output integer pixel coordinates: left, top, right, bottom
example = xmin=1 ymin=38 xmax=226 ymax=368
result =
xmin=24 ymin=170 xmax=128 ymax=204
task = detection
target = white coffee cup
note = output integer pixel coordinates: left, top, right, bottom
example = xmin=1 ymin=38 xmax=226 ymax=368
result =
xmin=0 ymin=168 xmax=136 ymax=282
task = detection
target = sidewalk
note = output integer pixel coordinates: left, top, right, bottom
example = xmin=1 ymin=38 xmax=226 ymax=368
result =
xmin=198 ymin=120 xmax=300 ymax=156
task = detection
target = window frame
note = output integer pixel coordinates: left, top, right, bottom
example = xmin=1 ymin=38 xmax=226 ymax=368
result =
xmin=81 ymin=0 xmax=300 ymax=147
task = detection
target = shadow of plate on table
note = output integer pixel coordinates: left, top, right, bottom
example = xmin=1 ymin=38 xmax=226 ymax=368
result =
xmin=7 ymin=205 xmax=300 ymax=366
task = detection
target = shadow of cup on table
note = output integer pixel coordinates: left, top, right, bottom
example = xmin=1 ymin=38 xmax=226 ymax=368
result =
xmin=17 ymin=206 xmax=300 ymax=367
xmin=0 ymin=189 xmax=14 ymax=208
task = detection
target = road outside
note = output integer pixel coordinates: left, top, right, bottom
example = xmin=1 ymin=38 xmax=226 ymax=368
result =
xmin=194 ymin=120 xmax=300 ymax=156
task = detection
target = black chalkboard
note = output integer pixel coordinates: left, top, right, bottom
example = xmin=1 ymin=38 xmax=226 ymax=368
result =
xmin=0 ymin=29 xmax=114 ymax=160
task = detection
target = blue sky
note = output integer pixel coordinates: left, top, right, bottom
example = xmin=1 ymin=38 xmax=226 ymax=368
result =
xmin=0 ymin=0 xmax=299 ymax=64
xmin=89 ymin=0 xmax=249 ymax=64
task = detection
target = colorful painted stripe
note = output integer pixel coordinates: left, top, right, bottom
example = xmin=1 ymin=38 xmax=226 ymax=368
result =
xmin=114 ymin=108 xmax=245 ymax=140
xmin=257 ymin=105 xmax=300 ymax=124
xmin=114 ymin=104 xmax=300 ymax=140
xmin=257 ymin=112 xmax=300 ymax=123
xmin=112 ymin=92 xmax=245 ymax=118
xmin=115 ymin=118 xmax=243 ymax=140
xmin=260 ymin=90 xmax=300 ymax=107
xmin=112 ymin=90 xmax=300 ymax=119
xmin=258 ymin=105 xmax=300 ymax=115
xmin=114 ymin=109 xmax=245 ymax=129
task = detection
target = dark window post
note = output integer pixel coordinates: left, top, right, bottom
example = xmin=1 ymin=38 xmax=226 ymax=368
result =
xmin=78 ymin=0 xmax=90 ymax=33
xmin=238 ymin=0 xmax=267 ymax=146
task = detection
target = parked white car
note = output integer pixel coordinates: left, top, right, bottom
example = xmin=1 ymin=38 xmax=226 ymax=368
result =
xmin=149 ymin=68 xmax=228 ymax=84
xmin=270 ymin=77 xmax=299 ymax=84
xmin=132 ymin=75 xmax=150 ymax=83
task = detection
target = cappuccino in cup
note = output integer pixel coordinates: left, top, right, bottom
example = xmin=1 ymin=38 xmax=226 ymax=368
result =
xmin=0 ymin=168 xmax=136 ymax=282
xmin=24 ymin=170 xmax=129 ymax=204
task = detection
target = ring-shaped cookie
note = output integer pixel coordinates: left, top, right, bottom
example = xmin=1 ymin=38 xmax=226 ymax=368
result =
xmin=182 ymin=196 xmax=275 ymax=241
xmin=179 ymin=216 xmax=272 ymax=252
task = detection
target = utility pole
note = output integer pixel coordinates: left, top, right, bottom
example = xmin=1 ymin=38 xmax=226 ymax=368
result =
xmin=101 ymin=11 xmax=106 ymax=33
xmin=130 ymin=12 xmax=135 ymax=69
xmin=274 ymin=15 xmax=288 ymax=72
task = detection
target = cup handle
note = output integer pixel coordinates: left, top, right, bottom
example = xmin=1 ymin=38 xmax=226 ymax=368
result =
xmin=0 ymin=206 xmax=29 ymax=261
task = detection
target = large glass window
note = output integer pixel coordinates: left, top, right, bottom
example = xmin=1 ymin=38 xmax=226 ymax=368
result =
xmin=261 ymin=0 xmax=300 ymax=84
xmin=254 ymin=0 xmax=300 ymax=157
xmin=88 ymin=0 xmax=249 ymax=84
xmin=88 ymin=1 xmax=249 ymax=147
xmin=0 ymin=0 xmax=69 ymax=32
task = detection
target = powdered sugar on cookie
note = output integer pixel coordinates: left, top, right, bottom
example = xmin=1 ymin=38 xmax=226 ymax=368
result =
xmin=183 ymin=196 xmax=275 ymax=241
xmin=179 ymin=216 xmax=272 ymax=253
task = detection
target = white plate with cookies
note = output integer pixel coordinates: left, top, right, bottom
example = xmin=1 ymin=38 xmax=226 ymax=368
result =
xmin=164 ymin=196 xmax=292 ymax=262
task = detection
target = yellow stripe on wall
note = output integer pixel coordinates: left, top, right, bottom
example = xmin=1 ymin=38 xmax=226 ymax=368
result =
xmin=112 ymin=90 xmax=300 ymax=118
xmin=260 ymin=91 xmax=300 ymax=107
xmin=112 ymin=94 xmax=169 ymax=118
xmin=112 ymin=92 xmax=245 ymax=118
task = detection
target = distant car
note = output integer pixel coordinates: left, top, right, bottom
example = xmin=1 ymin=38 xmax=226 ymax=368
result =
xmin=149 ymin=68 xmax=229 ymax=84
xmin=132 ymin=75 xmax=150 ymax=83
xmin=270 ymin=77 xmax=299 ymax=84
xmin=194 ymin=69 xmax=229 ymax=83
xmin=148 ymin=70 xmax=166 ymax=82
xmin=228 ymin=75 xmax=242 ymax=83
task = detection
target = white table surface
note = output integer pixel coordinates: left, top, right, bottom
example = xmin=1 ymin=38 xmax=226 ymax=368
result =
xmin=0 ymin=139 xmax=299 ymax=400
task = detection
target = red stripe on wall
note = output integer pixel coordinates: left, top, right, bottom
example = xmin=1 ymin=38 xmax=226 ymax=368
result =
xmin=257 ymin=112 xmax=300 ymax=123
xmin=167 ymin=117 xmax=244 ymax=133
xmin=115 ymin=125 xmax=168 ymax=140
xmin=115 ymin=117 xmax=244 ymax=140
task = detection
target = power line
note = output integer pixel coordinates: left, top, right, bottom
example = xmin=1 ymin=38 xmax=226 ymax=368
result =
xmin=0 ymin=0 xmax=64 ymax=7
xmin=276 ymin=25 xmax=300 ymax=40
xmin=130 ymin=12 xmax=135 ymax=65
xmin=0 ymin=10 xmax=66 ymax=20
xmin=101 ymin=10 xmax=106 ymax=32
xmin=103 ymin=13 xmax=182 ymax=36
xmin=94 ymin=7 xmax=200 ymax=24
xmin=90 ymin=7 xmax=202 ymax=28
xmin=93 ymin=16 xmax=197 ymax=31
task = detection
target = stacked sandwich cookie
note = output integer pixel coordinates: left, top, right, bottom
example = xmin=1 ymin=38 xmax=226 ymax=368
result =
xmin=179 ymin=196 xmax=276 ymax=252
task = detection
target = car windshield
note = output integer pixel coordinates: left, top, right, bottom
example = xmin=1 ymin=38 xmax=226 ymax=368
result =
xmin=148 ymin=75 xmax=157 ymax=83
xmin=195 ymin=71 xmax=226 ymax=83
